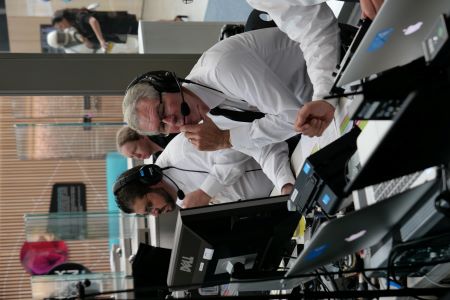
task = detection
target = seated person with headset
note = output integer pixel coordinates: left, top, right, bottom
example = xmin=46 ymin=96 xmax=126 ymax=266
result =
xmin=116 ymin=122 xmax=294 ymax=210
xmin=116 ymin=126 xmax=176 ymax=161
xmin=113 ymin=130 xmax=293 ymax=215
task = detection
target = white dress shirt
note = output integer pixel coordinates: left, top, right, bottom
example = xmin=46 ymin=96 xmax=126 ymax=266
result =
xmin=246 ymin=1 xmax=340 ymax=100
xmin=152 ymin=133 xmax=280 ymax=205
xmin=185 ymin=23 xmax=339 ymax=152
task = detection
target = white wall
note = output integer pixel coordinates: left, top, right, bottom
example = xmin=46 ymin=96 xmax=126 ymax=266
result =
xmin=140 ymin=0 xmax=208 ymax=21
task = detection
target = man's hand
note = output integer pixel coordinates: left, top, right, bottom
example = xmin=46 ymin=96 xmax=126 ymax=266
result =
xmin=182 ymin=189 xmax=212 ymax=208
xmin=360 ymin=0 xmax=384 ymax=20
xmin=281 ymin=183 xmax=294 ymax=195
xmin=294 ymin=100 xmax=335 ymax=137
xmin=181 ymin=110 xmax=232 ymax=151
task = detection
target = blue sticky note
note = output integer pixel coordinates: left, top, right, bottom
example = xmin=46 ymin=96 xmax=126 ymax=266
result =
xmin=368 ymin=27 xmax=394 ymax=52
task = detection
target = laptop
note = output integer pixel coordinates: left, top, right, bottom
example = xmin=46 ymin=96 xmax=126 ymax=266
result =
xmin=337 ymin=0 xmax=450 ymax=86
xmin=284 ymin=179 xmax=436 ymax=278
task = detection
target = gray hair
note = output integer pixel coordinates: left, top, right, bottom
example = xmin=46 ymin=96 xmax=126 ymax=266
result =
xmin=123 ymin=82 xmax=160 ymax=134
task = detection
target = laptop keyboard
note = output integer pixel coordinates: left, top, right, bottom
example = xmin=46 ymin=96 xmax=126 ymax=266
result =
xmin=373 ymin=172 xmax=421 ymax=202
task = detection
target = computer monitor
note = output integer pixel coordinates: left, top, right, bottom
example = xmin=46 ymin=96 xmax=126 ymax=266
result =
xmin=167 ymin=195 xmax=301 ymax=290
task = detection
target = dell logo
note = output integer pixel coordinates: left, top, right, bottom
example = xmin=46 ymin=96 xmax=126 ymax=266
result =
xmin=179 ymin=256 xmax=194 ymax=273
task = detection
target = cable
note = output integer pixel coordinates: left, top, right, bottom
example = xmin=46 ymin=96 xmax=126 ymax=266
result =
xmin=320 ymin=267 xmax=339 ymax=292
xmin=160 ymin=165 xmax=263 ymax=199
xmin=314 ymin=271 xmax=330 ymax=294
xmin=423 ymin=275 xmax=450 ymax=288
xmin=179 ymin=77 xmax=224 ymax=94
xmin=361 ymin=271 xmax=379 ymax=290
xmin=323 ymin=90 xmax=364 ymax=99
xmin=162 ymin=165 xmax=262 ymax=174
xmin=162 ymin=165 xmax=208 ymax=174
xmin=76 ymin=264 xmax=450 ymax=299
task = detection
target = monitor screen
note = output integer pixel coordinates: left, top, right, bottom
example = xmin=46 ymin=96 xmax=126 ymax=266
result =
xmin=167 ymin=195 xmax=301 ymax=290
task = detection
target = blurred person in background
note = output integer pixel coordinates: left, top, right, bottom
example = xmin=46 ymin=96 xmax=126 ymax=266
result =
xmin=52 ymin=8 xmax=139 ymax=50
xmin=116 ymin=126 xmax=177 ymax=161
xmin=46 ymin=26 xmax=139 ymax=53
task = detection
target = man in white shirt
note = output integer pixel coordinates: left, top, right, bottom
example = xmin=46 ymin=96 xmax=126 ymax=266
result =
xmin=247 ymin=0 xmax=384 ymax=21
xmin=123 ymin=23 xmax=339 ymax=157
xmin=113 ymin=134 xmax=293 ymax=215
xmin=116 ymin=125 xmax=294 ymax=208
xmin=242 ymin=0 xmax=383 ymax=134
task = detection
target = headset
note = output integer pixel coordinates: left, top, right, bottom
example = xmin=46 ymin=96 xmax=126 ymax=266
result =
xmin=125 ymin=70 xmax=225 ymax=118
xmin=113 ymin=164 xmax=186 ymax=200
xmin=126 ymin=70 xmax=192 ymax=117
xmin=113 ymin=163 xmax=264 ymax=204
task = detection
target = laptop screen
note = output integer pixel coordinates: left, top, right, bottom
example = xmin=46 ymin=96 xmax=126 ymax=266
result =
xmin=285 ymin=179 xmax=437 ymax=277
xmin=337 ymin=0 xmax=450 ymax=86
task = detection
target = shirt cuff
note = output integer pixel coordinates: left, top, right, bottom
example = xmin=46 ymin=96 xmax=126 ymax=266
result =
xmin=316 ymin=98 xmax=338 ymax=108
xmin=199 ymin=175 xmax=224 ymax=198
xmin=229 ymin=125 xmax=253 ymax=150
xmin=312 ymin=82 xmax=336 ymax=107
xmin=275 ymin=174 xmax=296 ymax=192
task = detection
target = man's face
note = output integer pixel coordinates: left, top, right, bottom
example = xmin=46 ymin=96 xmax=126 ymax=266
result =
xmin=120 ymin=138 xmax=152 ymax=160
xmin=135 ymin=93 xmax=201 ymax=135
xmin=131 ymin=188 xmax=175 ymax=217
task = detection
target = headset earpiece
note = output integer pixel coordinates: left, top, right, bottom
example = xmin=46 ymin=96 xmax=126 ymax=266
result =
xmin=126 ymin=70 xmax=191 ymax=117
xmin=138 ymin=164 xmax=163 ymax=185
xmin=113 ymin=164 xmax=163 ymax=195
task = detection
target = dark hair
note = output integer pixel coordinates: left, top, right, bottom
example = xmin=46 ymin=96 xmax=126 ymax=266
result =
xmin=115 ymin=165 xmax=154 ymax=213
xmin=116 ymin=126 xmax=142 ymax=151
xmin=51 ymin=8 xmax=90 ymax=26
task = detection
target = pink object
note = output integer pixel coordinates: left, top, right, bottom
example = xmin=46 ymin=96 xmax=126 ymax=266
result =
xmin=20 ymin=241 xmax=68 ymax=275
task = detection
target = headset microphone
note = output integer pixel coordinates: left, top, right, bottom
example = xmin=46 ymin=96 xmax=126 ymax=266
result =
xmin=180 ymin=102 xmax=190 ymax=116
xmin=172 ymin=72 xmax=191 ymax=118
xmin=160 ymin=169 xmax=185 ymax=200
xmin=177 ymin=189 xmax=186 ymax=200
